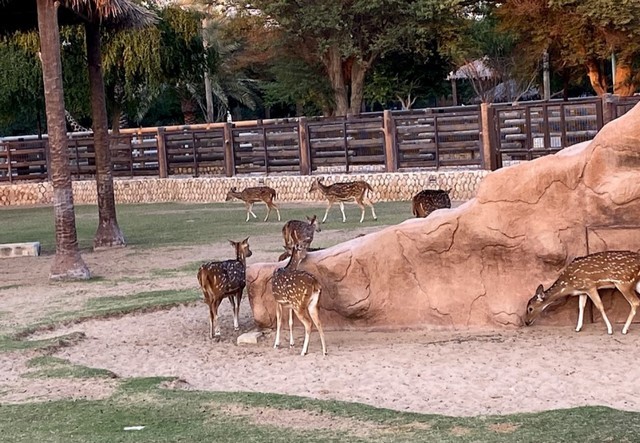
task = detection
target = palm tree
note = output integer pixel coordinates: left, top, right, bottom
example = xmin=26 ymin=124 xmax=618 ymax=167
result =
xmin=2 ymin=0 xmax=154 ymax=280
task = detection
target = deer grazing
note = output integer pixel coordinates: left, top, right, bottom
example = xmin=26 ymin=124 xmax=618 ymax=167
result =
xmin=197 ymin=238 xmax=252 ymax=341
xmin=225 ymin=186 xmax=281 ymax=222
xmin=524 ymin=250 xmax=640 ymax=335
xmin=309 ymin=177 xmax=377 ymax=223
xmin=412 ymin=189 xmax=452 ymax=218
xmin=271 ymin=243 xmax=327 ymax=355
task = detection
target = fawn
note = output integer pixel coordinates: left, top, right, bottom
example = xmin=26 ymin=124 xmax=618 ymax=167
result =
xmin=271 ymin=244 xmax=327 ymax=355
xmin=309 ymin=177 xmax=377 ymax=223
xmin=412 ymin=189 xmax=452 ymax=218
xmin=525 ymin=250 xmax=640 ymax=334
xmin=197 ymin=238 xmax=252 ymax=341
xmin=282 ymin=215 xmax=321 ymax=251
xmin=226 ymin=186 xmax=281 ymax=222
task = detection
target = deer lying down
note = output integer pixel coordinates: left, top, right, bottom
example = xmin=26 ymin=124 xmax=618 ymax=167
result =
xmin=226 ymin=186 xmax=281 ymax=222
xmin=197 ymin=238 xmax=252 ymax=341
xmin=525 ymin=250 xmax=640 ymax=335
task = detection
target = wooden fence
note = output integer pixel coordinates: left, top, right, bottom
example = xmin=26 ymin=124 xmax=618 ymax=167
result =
xmin=1 ymin=95 xmax=639 ymax=183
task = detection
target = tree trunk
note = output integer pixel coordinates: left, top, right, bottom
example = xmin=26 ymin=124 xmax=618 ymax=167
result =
xmin=614 ymin=62 xmax=635 ymax=96
xmin=349 ymin=59 xmax=368 ymax=115
xmin=585 ymin=58 xmax=608 ymax=96
xmin=323 ymin=45 xmax=349 ymax=116
xmin=181 ymin=96 xmax=198 ymax=125
xmin=36 ymin=0 xmax=90 ymax=280
xmin=86 ymin=22 xmax=126 ymax=250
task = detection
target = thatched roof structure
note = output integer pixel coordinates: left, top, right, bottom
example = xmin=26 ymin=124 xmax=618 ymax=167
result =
xmin=0 ymin=0 xmax=157 ymax=34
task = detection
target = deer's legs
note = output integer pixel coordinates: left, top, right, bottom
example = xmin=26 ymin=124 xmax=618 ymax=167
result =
xmin=576 ymin=294 xmax=588 ymax=332
xmin=355 ymin=199 xmax=366 ymax=223
xmin=295 ymin=309 xmax=314 ymax=356
xmin=210 ymin=298 xmax=223 ymax=341
xmin=264 ymin=202 xmax=281 ymax=222
xmin=308 ymin=288 xmax=327 ymax=356
xmin=274 ymin=302 xmax=283 ymax=349
xmin=339 ymin=202 xmax=347 ymax=223
xmin=586 ymin=287 xmax=613 ymax=335
xmin=366 ymin=198 xmax=377 ymax=220
xmin=232 ymin=291 xmax=242 ymax=331
xmin=615 ymin=283 xmax=640 ymax=334
xmin=321 ymin=201 xmax=334 ymax=223
xmin=288 ymin=308 xmax=295 ymax=348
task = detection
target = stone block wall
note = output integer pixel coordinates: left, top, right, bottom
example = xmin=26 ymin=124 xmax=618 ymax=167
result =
xmin=0 ymin=170 xmax=489 ymax=207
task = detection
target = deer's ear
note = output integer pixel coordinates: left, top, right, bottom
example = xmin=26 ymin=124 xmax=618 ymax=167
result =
xmin=242 ymin=237 xmax=250 ymax=244
xmin=228 ymin=239 xmax=237 ymax=247
xmin=536 ymin=284 xmax=545 ymax=301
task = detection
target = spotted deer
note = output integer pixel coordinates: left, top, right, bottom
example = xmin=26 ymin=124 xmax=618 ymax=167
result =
xmin=226 ymin=186 xmax=281 ymax=222
xmin=271 ymin=244 xmax=327 ymax=355
xmin=309 ymin=177 xmax=377 ymax=223
xmin=282 ymin=215 xmax=321 ymax=251
xmin=525 ymin=250 xmax=640 ymax=335
xmin=197 ymin=238 xmax=252 ymax=341
xmin=278 ymin=245 xmax=324 ymax=262
xmin=412 ymin=189 xmax=451 ymax=218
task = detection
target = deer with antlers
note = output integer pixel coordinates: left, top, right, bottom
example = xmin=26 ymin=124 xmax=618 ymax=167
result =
xmin=271 ymin=243 xmax=327 ymax=356
xmin=197 ymin=238 xmax=252 ymax=341
xmin=309 ymin=177 xmax=377 ymax=223
xmin=412 ymin=189 xmax=452 ymax=218
xmin=525 ymin=250 xmax=640 ymax=335
xmin=226 ymin=186 xmax=281 ymax=222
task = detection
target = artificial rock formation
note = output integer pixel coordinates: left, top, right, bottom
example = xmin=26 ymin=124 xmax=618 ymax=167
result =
xmin=246 ymin=104 xmax=640 ymax=330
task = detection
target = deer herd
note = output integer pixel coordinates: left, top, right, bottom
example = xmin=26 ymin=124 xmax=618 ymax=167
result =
xmin=198 ymin=178 xmax=640 ymax=356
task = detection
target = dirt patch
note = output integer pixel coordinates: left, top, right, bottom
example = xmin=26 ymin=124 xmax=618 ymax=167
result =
xmin=488 ymin=423 xmax=520 ymax=433
xmin=215 ymin=403 xmax=384 ymax=437
xmin=2 ymin=219 xmax=640 ymax=418
xmin=450 ymin=426 xmax=472 ymax=437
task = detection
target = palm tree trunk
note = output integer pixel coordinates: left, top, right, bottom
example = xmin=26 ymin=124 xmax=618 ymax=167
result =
xmin=36 ymin=0 xmax=89 ymax=280
xmin=85 ymin=22 xmax=126 ymax=249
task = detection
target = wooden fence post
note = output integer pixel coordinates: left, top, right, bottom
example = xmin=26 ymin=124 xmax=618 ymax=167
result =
xmin=480 ymin=103 xmax=498 ymax=171
xmin=223 ymin=122 xmax=235 ymax=177
xmin=602 ymin=93 xmax=618 ymax=125
xmin=156 ymin=127 xmax=168 ymax=178
xmin=383 ymin=110 xmax=397 ymax=172
xmin=298 ymin=117 xmax=311 ymax=175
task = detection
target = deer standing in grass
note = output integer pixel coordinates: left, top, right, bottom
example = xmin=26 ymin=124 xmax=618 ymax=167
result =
xmin=226 ymin=186 xmax=281 ymax=222
xmin=525 ymin=250 xmax=640 ymax=335
xmin=197 ymin=238 xmax=252 ymax=341
xmin=309 ymin=177 xmax=377 ymax=223
xmin=271 ymin=244 xmax=327 ymax=355
xmin=412 ymin=189 xmax=451 ymax=218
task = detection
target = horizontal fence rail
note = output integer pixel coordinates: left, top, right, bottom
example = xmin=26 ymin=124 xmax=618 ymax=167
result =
xmin=1 ymin=95 xmax=639 ymax=183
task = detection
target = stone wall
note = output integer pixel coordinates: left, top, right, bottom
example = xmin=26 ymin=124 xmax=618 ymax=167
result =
xmin=0 ymin=170 xmax=489 ymax=206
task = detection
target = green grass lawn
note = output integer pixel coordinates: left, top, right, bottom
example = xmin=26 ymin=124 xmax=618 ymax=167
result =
xmin=0 ymin=201 xmax=414 ymax=253
xmin=1 ymin=376 xmax=640 ymax=443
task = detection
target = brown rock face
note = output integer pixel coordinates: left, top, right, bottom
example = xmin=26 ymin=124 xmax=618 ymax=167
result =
xmin=247 ymin=104 xmax=640 ymax=330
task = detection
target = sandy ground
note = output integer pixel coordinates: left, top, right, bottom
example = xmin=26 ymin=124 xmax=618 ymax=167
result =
xmin=3 ymin=225 xmax=640 ymax=417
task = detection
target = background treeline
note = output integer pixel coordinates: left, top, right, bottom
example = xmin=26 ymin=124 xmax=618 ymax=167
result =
xmin=1 ymin=0 xmax=639 ymax=136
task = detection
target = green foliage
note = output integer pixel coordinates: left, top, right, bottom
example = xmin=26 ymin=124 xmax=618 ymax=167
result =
xmin=496 ymin=0 xmax=640 ymax=94
xmin=0 ymin=37 xmax=43 ymax=135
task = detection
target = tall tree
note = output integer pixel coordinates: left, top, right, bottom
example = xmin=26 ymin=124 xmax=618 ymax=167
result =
xmin=239 ymin=0 xmax=468 ymax=116
xmin=36 ymin=0 xmax=90 ymax=280
xmin=496 ymin=0 xmax=640 ymax=96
